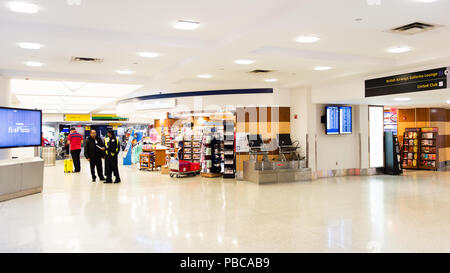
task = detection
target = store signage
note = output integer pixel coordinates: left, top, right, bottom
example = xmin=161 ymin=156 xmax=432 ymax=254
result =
xmin=64 ymin=114 xmax=91 ymax=122
xmin=365 ymin=67 xmax=449 ymax=97
xmin=91 ymin=115 xmax=128 ymax=121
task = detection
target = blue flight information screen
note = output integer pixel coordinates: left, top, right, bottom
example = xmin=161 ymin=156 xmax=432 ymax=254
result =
xmin=340 ymin=106 xmax=352 ymax=134
xmin=0 ymin=108 xmax=42 ymax=148
xmin=326 ymin=106 xmax=339 ymax=135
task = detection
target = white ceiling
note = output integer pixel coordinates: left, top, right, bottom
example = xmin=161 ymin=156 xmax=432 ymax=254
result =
xmin=344 ymin=88 xmax=450 ymax=108
xmin=11 ymin=79 xmax=142 ymax=113
xmin=1 ymin=0 xmax=450 ymax=112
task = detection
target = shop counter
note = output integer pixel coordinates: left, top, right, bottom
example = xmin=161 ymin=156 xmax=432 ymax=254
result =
xmin=0 ymin=157 xmax=44 ymax=202
xmin=243 ymin=160 xmax=311 ymax=184
xmin=142 ymin=149 xmax=167 ymax=168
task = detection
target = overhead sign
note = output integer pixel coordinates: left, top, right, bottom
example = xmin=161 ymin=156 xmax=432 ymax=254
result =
xmin=365 ymin=67 xmax=449 ymax=97
xmin=64 ymin=114 xmax=91 ymax=122
xmin=91 ymin=115 xmax=128 ymax=121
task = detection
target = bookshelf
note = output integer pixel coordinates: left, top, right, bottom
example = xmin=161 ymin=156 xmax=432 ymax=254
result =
xmin=402 ymin=128 xmax=420 ymax=169
xmin=419 ymin=127 xmax=439 ymax=170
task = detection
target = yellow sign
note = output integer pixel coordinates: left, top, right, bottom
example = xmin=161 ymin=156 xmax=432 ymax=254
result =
xmin=64 ymin=114 xmax=91 ymax=122
xmin=85 ymin=126 xmax=91 ymax=131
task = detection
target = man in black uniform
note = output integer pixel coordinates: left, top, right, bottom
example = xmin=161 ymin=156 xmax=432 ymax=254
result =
xmin=84 ymin=129 xmax=106 ymax=182
xmin=105 ymin=130 xmax=121 ymax=184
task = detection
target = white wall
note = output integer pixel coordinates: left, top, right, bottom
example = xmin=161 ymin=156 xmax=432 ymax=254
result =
xmin=289 ymin=85 xmax=370 ymax=172
xmin=43 ymin=113 xmax=64 ymax=123
xmin=289 ymin=87 xmax=309 ymax=157
xmin=311 ymin=77 xmax=365 ymax=104
xmin=313 ymin=104 xmax=362 ymax=171
xmin=0 ymin=76 xmax=11 ymax=160
xmin=11 ymin=147 xmax=35 ymax=159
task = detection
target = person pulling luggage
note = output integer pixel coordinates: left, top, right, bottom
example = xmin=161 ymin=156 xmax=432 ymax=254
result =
xmin=84 ymin=129 xmax=106 ymax=182
xmin=67 ymin=128 xmax=83 ymax=173
xmin=104 ymin=130 xmax=121 ymax=184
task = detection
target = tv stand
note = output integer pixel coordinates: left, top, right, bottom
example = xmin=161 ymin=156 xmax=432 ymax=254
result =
xmin=0 ymin=157 xmax=44 ymax=202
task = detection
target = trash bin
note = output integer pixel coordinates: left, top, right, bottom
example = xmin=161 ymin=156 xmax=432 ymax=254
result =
xmin=42 ymin=146 xmax=56 ymax=166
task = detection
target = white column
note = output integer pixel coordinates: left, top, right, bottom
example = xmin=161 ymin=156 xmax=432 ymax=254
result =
xmin=0 ymin=76 xmax=11 ymax=160
xmin=358 ymin=105 xmax=370 ymax=169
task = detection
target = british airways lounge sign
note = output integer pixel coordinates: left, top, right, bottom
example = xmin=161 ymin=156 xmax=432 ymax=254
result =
xmin=365 ymin=67 xmax=449 ymax=97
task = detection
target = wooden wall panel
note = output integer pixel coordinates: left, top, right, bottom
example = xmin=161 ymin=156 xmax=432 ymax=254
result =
xmin=430 ymin=108 xmax=447 ymax=122
xmin=235 ymin=106 xmax=291 ymax=171
xmin=415 ymin=108 xmax=430 ymax=122
xmin=236 ymin=107 xmax=290 ymax=123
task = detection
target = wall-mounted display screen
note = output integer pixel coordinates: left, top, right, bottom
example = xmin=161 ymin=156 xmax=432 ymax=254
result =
xmin=0 ymin=107 xmax=42 ymax=149
xmin=326 ymin=106 xmax=339 ymax=135
xmin=339 ymin=106 xmax=352 ymax=134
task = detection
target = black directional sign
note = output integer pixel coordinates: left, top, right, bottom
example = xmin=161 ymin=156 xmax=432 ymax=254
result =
xmin=365 ymin=67 xmax=449 ymax=97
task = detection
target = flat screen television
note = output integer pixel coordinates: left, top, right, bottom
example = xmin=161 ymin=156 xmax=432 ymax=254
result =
xmin=325 ymin=106 xmax=339 ymax=135
xmin=0 ymin=107 xmax=42 ymax=149
xmin=339 ymin=106 xmax=352 ymax=134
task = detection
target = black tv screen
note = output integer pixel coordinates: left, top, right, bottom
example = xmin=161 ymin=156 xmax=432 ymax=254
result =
xmin=325 ymin=106 xmax=339 ymax=135
xmin=0 ymin=107 xmax=42 ymax=149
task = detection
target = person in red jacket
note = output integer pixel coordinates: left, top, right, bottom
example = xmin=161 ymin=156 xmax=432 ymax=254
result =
xmin=67 ymin=128 xmax=84 ymax=173
xmin=41 ymin=133 xmax=49 ymax=146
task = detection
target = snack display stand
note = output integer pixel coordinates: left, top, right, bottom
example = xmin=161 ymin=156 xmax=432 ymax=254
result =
xmin=223 ymin=120 xmax=235 ymax=178
xmin=139 ymin=152 xmax=155 ymax=170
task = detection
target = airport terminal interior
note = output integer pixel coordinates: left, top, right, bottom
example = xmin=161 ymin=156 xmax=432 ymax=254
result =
xmin=1 ymin=0 xmax=450 ymax=253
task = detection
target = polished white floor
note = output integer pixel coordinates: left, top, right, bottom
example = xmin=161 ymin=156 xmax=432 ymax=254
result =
xmin=0 ymin=160 xmax=450 ymax=253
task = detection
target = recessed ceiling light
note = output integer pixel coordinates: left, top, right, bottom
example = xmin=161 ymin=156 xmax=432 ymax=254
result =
xmin=137 ymin=52 xmax=160 ymax=58
xmin=313 ymin=66 xmax=332 ymax=71
xmin=393 ymin=97 xmax=411 ymax=101
xmin=173 ymin=20 xmax=200 ymax=30
xmin=295 ymin=35 xmax=320 ymax=43
xmin=6 ymin=1 xmax=39 ymax=13
xmin=264 ymin=78 xmax=278 ymax=82
xmin=116 ymin=70 xmax=135 ymax=75
xmin=415 ymin=0 xmax=438 ymax=3
xmin=17 ymin=42 xmax=43 ymax=49
xmin=24 ymin=61 xmax=43 ymax=67
xmin=197 ymin=74 xmax=212 ymax=79
xmin=234 ymin=59 xmax=254 ymax=65
xmin=386 ymin=46 xmax=411 ymax=53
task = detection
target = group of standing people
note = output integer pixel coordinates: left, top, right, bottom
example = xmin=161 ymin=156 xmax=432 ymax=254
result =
xmin=67 ymin=128 xmax=121 ymax=184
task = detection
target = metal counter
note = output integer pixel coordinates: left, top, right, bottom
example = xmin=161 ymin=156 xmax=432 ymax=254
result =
xmin=41 ymin=146 xmax=56 ymax=166
xmin=243 ymin=160 xmax=312 ymax=184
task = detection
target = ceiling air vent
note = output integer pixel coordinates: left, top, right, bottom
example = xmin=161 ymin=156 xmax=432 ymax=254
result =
xmin=71 ymin=56 xmax=104 ymax=63
xmin=249 ymin=69 xmax=272 ymax=74
xmin=391 ymin=22 xmax=438 ymax=35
